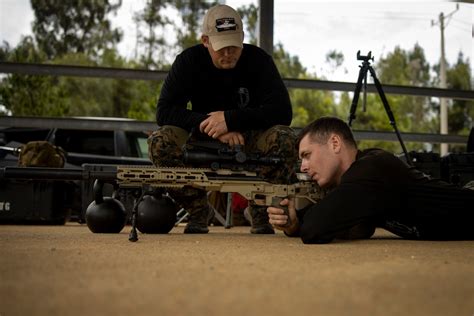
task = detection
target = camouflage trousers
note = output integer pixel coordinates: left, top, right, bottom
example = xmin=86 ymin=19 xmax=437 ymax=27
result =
xmin=147 ymin=125 xmax=298 ymax=215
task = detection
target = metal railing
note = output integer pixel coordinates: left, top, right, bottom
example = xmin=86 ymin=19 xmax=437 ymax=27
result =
xmin=0 ymin=61 xmax=472 ymax=145
xmin=1 ymin=62 xmax=473 ymax=100
xmin=0 ymin=116 xmax=468 ymax=145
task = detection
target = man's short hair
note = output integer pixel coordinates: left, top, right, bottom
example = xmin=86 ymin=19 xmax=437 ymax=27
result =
xmin=297 ymin=116 xmax=357 ymax=148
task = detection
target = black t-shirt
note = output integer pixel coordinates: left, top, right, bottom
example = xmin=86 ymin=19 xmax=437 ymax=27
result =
xmin=156 ymin=44 xmax=292 ymax=132
xmin=296 ymin=148 xmax=474 ymax=243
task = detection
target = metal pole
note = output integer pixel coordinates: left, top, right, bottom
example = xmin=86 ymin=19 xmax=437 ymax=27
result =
xmin=258 ymin=0 xmax=274 ymax=55
xmin=439 ymin=12 xmax=449 ymax=156
xmin=433 ymin=4 xmax=459 ymax=156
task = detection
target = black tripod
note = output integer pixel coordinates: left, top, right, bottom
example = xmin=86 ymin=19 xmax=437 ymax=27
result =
xmin=348 ymin=51 xmax=412 ymax=165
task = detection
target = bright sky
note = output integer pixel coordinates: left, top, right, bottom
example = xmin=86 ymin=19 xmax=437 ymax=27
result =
xmin=0 ymin=0 xmax=472 ymax=83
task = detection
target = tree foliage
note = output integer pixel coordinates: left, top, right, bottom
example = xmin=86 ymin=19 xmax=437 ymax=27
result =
xmin=272 ymin=43 xmax=337 ymax=127
xmin=0 ymin=1 xmax=472 ymax=155
xmin=31 ymin=0 xmax=123 ymax=59
xmin=443 ymin=52 xmax=473 ymax=135
xmin=336 ymin=44 xmax=448 ymax=152
xmin=1 ymin=1 xmax=159 ymax=120
xmin=0 ymin=37 xmax=67 ymax=116
xmin=237 ymin=4 xmax=259 ymax=46
xmin=133 ymin=0 xmax=172 ymax=69
xmin=173 ymin=0 xmax=217 ymax=50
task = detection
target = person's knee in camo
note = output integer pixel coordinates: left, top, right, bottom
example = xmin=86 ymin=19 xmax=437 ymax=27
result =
xmin=148 ymin=125 xmax=298 ymax=234
xmin=148 ymin=4 xmax=294 ymax=233
xmin=148 ymin=126 xmax=211 ymax=233
xmin=242 ymin=125 xmax=298 ymax=233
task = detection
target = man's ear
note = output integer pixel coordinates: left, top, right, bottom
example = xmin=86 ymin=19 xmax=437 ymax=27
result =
xmin=201 ymin=35 xmax=209 ymax=48
xmin=330 ymin=134 xmax=342 ymax=154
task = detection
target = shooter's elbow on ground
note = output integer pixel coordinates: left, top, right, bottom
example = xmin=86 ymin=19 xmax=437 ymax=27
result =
xmin=300 ymin=224 xmax=334 ymax=244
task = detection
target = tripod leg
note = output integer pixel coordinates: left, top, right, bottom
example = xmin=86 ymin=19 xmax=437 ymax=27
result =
xmin=363 ymin=71 xmax=368 ymax=112
xmin=348 ymin=64 xmax=369 ymax=126
xmin=368 ymin=67 xmax=412 ymax=165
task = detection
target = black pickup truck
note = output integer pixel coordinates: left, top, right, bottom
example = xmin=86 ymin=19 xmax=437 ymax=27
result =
xmin=0 ymin=125 xmax=152 ymax=166
xmin=0 ymin=117 xmax=155 ymax=224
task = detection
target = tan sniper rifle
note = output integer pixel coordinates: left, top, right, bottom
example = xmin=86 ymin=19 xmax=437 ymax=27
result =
xmin=0 ymin=165 xmax=325 ymax=241
xmin=117 ymin=165 xmax=325 ymax=240
xmin=117 ymin=165 xmax=323 ymax=207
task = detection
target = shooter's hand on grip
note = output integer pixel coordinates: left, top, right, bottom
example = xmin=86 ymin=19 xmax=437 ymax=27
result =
xmin=267 ymin=198 xmax=299 ymax=235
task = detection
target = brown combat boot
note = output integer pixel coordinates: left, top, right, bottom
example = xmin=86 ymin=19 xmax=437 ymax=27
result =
xmin=184 ymin=206 xmax=213 ymax=234
xmin=249 ymin=206 xmax=275 ymax=234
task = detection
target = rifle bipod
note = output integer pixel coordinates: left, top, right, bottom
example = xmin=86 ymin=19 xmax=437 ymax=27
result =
xmin=129 ymin=187 xmax=179 ymax=242
xmin=128 ymin=188 xmax=145 ymax=242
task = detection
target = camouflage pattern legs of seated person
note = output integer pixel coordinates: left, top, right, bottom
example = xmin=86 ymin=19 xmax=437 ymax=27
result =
xmin=147 ymin=125 xmax=298 ymax=234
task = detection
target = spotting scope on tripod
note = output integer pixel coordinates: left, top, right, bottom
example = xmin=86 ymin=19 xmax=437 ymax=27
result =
xmin=348 ymin=50 xmax=412 ymax=165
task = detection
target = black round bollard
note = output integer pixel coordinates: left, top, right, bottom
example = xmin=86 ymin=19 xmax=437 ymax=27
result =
xmin=85 ymin=179 xmax=127 ymax=233
xmin=136 ymin=194 xmax=178 ymax=234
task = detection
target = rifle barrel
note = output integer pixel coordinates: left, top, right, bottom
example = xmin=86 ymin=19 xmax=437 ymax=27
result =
xmin=0 ymin=166 xmax=117 ymax=181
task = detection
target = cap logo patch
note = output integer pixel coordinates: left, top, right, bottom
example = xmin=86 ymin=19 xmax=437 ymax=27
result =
xmin=215 ymin=18 xmax=237 ymax=32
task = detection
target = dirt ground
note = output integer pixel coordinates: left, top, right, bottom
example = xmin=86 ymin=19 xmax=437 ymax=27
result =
xmin=1 ymin=223 xmax=473 ymax=316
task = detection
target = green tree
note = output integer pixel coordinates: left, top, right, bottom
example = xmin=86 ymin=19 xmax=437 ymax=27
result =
xmin=272 ymin=43 xmax=336 ymax=127
xmin=325 ymin=50 xmax=344 ymax=74
xmin=1 ymin=0 xmax=162 ymax=119
xmin=376 ymin=44 xmax=433 ymax=133
xmin=435 ymin=52 xmax=473 ymax=152
xmin=0 ymin=37 xmax=67 ymax=116
xmin=31 ymin=0 xmax=123 ymax=60
xmin=338 ymin=44 xmax=435 ymax=152
xmin=133 ymin=0 xmax=173 ymax=69
xmin=237 ymin=4 xmax=258 ymax=45
xmin=444 ymin=52 xmax=473 ymax=135
xmin=0 ymin=38 xmax=158 ymax=120
xmin=173 ymin=0 xmax=217 ymax=50
xmin=52 ymin=49 xmax=158 ymax=119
